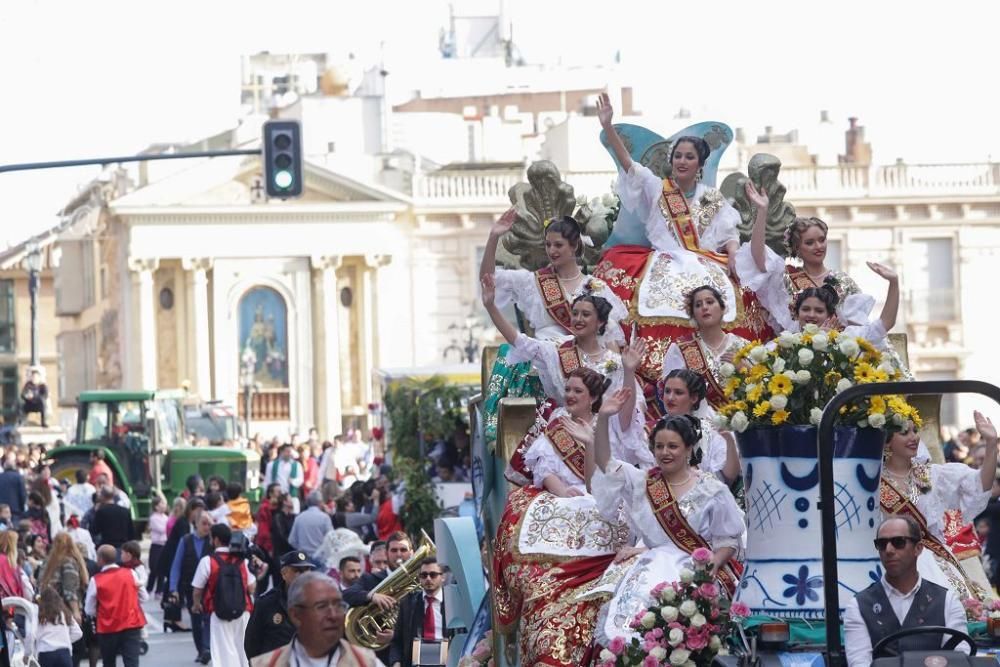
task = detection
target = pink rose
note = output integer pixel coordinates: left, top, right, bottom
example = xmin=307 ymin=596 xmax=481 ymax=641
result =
xmin=730 ymin=601 xmax=751 ymax=618
xmin=652 ymin=628 xmax=664 ymax=639
xmin=691 ymin=547 xmax=713 ymax=564
xmin=650 ymin=581 xmax=668 ymax=598
xmin=608 ymin=636 xmax=627 ymax=655
xmin=685 ymin=629 xmax=709 ymax=650
xmin=642 ymin=656 xmax=660 ymax=667
xmin=698 ymin=582 xmax=720 ymax=599
xmin=709 ymin=607 xmax=720 ymax=620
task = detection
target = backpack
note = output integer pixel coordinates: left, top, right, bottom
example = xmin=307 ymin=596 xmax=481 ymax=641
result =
xmin=211 ymin=554 xmax=246 ymax=620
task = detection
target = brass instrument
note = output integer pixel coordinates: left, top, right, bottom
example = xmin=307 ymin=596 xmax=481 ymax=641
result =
xmin=345 ymin=530 xmax=436 ymax=650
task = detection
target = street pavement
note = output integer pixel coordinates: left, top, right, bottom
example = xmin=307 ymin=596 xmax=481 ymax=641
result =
xmin=139 ymin=596 xmax=206 ymax=667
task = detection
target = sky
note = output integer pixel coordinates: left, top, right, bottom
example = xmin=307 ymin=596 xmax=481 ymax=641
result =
xmin=1 ymin=0 xmax=999 ymax=245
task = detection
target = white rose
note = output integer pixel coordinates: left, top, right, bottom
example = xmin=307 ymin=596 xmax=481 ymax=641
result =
xmin=749 ymin=345 xmax=768 ymax=363
xmin=719 ymin=362 xmax=735 ymax=378
xmin=712 ymin=414 xmax=729 ymax=430
xmin=670 ymin=648 xmax=692 ymax=666
xmin=730 ymin=411 xmax=749 ymax=433
xmin=660 ymin=587 xmax=678 ymax=603
xmin=600 ymin=649 xmax=615 ymax=662
xmin=769 ymin=394 xmax=788 ymax=411
xmin=783 ymin=370 xmax=797 ymax=381
xmin=777 ymin=331 xmax=797 ymax=349
xmin=709 ymin=635 xmax=722 ymax=651
xmin=892 ymin=412 xmax=905 ymax=426
xmin=641 ymin=611 xmax=656 ymax=628
xmin=660 ymin=605 xmax=679 ymax=622
xmin=878 ymin=361 xmax=895 ymax=375
xmin=803 ymin=323 xmax=820 ymax=335
xmin=838 ymin=338 xmax=860 ymax=358
xmin=650 ymin=647 xmax=667 ymax=661
xmin=810 ymin=407 xmax=824 ymax=425
xmin=576 ymin=193 xmax=588 ymax=206
xmin=690 ymin=613 xmax=707 ymax=628
xmin=667 ymin=627 xmax=685 ymax=647
xmin=812 ymin=332 xmax=829 ymax=351
xmin=836 ymin=378 xmax=853 ymax=393
xmin=869 ymin=413 xmax=887 ymax=428
xmin=602 ymin=192 xmax=618 ymax=207
xmin=679 ymin=568 xmax=695 ymax=585
xmin=771 ymin=357 xmax=786 ymax=374
xmin=798 ymin=348 xmax=815 ymax=365
xmin=679 ymin=600 xmax=698 ymax=617
xmin=858 ymin=418 xmax=869 ymax=428
xmin=795 ymin=370 xmax=812 ymax=384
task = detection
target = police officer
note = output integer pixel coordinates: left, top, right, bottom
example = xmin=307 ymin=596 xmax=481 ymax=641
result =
xmin=244 ymin=550 xmax=315 ymax=660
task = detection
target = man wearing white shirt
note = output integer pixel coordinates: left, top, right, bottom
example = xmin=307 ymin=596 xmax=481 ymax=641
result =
xmin=388 ymin=558 xmax=450 ymax=667
xmin=844 ymin=516 xmax=970 ymax=666
xmin=84 ymin=544 xmax=148 ymax=667
xmin=267 ymin=444 xmax=305 ymax=512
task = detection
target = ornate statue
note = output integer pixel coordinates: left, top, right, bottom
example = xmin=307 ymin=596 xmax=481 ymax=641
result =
xmin=720 ymin=153 xmax=798 ymax=257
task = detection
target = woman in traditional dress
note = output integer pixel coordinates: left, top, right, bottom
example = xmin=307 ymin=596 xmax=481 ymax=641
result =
xmin=880 ymin=411 xmax=998 ymax=604
xmin=479 ymin=211 xmax=628 ymax=447
xmin=660 ymin=285 xmax=750 ymax=413
xmin=595 ymin=93 xmax=772 ymax=340
xmin=491 ymin=367 xmax=643 ymax=667
xmin=738 ymin=183 xmax=875 ymax=332
xmin=588 ymin=391 xmax=745 ymax=645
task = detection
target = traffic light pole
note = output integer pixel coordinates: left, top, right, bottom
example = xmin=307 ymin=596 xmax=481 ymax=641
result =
xmin=0 ymin=148 xmax=261 ymax=174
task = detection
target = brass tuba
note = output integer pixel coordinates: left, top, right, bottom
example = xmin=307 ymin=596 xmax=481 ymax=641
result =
xmin=345 ymin=530 xmax=436 ymax=650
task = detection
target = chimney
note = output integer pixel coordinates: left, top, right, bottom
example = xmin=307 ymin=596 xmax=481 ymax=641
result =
xmin=843 ymin=116 xmax=872 ymax=166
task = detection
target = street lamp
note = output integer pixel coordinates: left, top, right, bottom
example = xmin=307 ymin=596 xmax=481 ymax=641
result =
xmin=443 ymin=310 xmax=485 ymax=363
xmin=24 ymin=241 xmax=42 ymax=367
xmin=239 ymin=347 xmax=259 ymax=439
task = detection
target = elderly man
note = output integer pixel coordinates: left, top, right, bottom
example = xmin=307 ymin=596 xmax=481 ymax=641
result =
xmin=250 ymin=572 xmax=383 ymax=667
xmin=85 ymin=544 xmax=147 ymax=667
xmin=844 ymin=516 xmax=970 ymax=666
xmin=245 ymin=550 xmax=315 ymax=660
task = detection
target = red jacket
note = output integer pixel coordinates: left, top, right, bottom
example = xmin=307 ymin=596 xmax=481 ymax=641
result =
xmin=204 ymin=553 xmax=253 ymax=617
xmin=255 ymin=502 xmax=274 ymax=554
xmin=376 ymin=498 xmax=403 ymax=541
xmin=93 ymin=567 xmax=145 ymax=633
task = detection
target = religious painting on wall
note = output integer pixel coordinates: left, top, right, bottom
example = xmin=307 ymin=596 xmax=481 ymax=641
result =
xmin=238 ymin=287 xmax=289 ymax=389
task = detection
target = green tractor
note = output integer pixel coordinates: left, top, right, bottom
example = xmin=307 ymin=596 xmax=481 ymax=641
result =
xmin=47 ymin=390 xmax=261 ymax=525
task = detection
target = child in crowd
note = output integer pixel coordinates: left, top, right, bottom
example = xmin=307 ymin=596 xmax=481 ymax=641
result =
xmin=36 ymin=586 xmax=82 ymax=667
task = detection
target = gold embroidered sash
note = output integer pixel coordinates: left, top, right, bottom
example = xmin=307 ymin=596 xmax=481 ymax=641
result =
xmin=645 ymin=469 xmax=740 ymax=596
xmin=677 ymin=336 xmax=726 ymax=407
xmin=660 ymin=178 xmax=728 ymax=267
xmin=785 ymin=265 xmax=819 ymax=293
xmin=879 ymin=479 xmax=982 ymax=597
xmin=556 ymin=339 xmax=583 ymax=380
xmin=544 ymin=419 xmax=585 ymax=482
xmin=534 ymin=266 xmax=573 ymax=333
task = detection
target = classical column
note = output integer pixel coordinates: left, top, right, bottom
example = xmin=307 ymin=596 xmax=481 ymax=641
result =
xmin=311 ymin=255 xmax=344 ymax=438
xmin=182 ymin=258 xmax=214 ymax=398
xmin=128 ymin=258 xmax=160 ymax=389
xmin=361 ymin=254 xmax=391 ymax=410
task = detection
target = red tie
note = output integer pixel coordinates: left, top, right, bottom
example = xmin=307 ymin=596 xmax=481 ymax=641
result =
xmin=422 ymin=595 xmax=436 ymax=640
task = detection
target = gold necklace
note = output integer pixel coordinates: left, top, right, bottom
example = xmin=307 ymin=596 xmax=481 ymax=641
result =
xmin=666 ymin=470 xmax=694 ymax=488
xmin=557 ymin=270 xmax=583 ymax=283
xmin=699 ymin=332 xmax=729 ymax=356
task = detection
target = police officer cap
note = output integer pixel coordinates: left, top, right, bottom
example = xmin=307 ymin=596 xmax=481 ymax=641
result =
xmin=280 ymin=551 xmax=316 ymax=570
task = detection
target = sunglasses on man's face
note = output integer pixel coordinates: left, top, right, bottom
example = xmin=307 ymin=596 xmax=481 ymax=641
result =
xmin=418 ymin=572 xmax=442 ymax=579
xmin=874 ymin=536 xmax=919 ymax=551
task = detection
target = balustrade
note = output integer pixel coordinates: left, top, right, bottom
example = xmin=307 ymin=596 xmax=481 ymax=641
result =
xmin=237 ymin=389 xmax=290 ymax=422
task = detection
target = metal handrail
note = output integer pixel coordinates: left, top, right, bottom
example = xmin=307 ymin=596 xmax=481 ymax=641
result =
xmin=817 ymin=380 xmax=1000 ymax=665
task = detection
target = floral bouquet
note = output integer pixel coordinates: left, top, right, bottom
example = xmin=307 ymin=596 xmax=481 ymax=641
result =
xmin=713 ymin=324 xmax=920 ymax=433
xmin=457 ymin=630 xmax=494 ymax=667
xmin=598 ymin=548 xmax=749 ymax=667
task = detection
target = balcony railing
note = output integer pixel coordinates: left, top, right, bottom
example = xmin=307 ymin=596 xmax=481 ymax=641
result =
xmin=409 ymin=162 xmax=1000 ymax=205
xmin=906 ymin=288 xmax=959 ymax=324
xmin=238 ymin=389 xmax=290 ymax=422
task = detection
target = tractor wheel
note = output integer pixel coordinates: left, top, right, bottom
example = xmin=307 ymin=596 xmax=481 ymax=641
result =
xmin=49 ymin=453 xmax=93 ymax=486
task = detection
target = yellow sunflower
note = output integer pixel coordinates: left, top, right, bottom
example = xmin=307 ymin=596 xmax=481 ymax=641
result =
xmin=824 ymin=371 xmax=842 ymax=386
xmin=858 ymin=338 xmax=878 ymax=357
xmin=748 ymin=364 xmax=769 ymax=384
xmin=747 ymin=384 xmax=764 ymax=403
xmin=724 ymin=377 xmax=741 ymax=397
xmin=771 ymin=409 xmax=790 ymax=425
xmin=753 ymin=401 xmax=771 ymax=418
xmin=869 ymin=396 xmax=886 ymax=415
xmin=854 ymin=362 xmax=878 ymax=384
xmin=873 ymin=368 xmax=890 ymax=383
xmin=768 ymin=374 xmax=794 ymax=396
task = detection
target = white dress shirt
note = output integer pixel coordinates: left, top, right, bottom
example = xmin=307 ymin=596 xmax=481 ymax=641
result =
xmin=423 ymin=588 xmax=444 ymax=641
xmin=191 ymin=547 xmax=255 ymax=593
xmin=83 ymin=564 xmax=148 ymax=617
xmin=843 ymin=576 xmax=968 ymax=667
xmin=36 ymin=613 xmax=83 ymax=653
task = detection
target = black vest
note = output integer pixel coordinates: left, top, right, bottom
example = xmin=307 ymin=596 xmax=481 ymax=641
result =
xmin=856 ymin=579 xmax=948 ymax=654
xmin=179 ymin=534 xmax=212 ymax=597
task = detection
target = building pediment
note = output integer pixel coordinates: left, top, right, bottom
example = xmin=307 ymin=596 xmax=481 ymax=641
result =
xmin=110 ymin=156 xmax=411 ymax=213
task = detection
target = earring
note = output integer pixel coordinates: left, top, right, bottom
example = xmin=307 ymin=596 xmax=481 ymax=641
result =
xmin=882 ymin=445 xmax=892 ymax=462
xmin=697 ymin=167 xmax=704 ymax=182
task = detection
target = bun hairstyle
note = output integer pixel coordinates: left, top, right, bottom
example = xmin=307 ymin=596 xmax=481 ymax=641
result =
xmin=793 ymin=276 xmax=840 ymax=317
xmin=568 ymin=367 xmax=611 ymax=413
xmin=783 ymin=217 xmax=829 ymax=258
xmin=544 ymin=216 xmax=584 ymax=258
xmin=671 ymin=136 xmax=711 ymax=167
xmin=664 ymin=368 xmax=707 ymax=411
xmin=650 ymin=414 xmax=704 ymax=466
xmin=684 ymin=284 xmax=726 ymax=318
xmin=571 ymin=294 xmax=613 ymax=336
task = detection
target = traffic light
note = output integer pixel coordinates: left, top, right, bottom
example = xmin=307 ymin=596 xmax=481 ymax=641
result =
xmin=263 ymin=120 xmax=303 ymax=198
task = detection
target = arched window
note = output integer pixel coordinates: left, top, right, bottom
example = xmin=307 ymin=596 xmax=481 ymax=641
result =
xmin=237 ymin=287 xmax=290 ymax=421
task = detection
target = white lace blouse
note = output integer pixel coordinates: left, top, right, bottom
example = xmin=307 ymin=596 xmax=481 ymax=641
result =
xmin=883 ymin=463 xmax=992 ymax=543
xmin=493 ymin=270 xmax=629 ymax=346
xmin=592 ymin=461 xmax=745 ymax=554
xmin=505 ymin=333 xmax=627 ymax=403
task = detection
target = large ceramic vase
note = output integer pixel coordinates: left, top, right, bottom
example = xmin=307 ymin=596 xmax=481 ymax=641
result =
xmin=734 ymin=425 xmax=884 ymax=618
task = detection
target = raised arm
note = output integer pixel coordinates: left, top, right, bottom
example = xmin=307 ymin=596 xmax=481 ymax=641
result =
xmin=480 ymin=273 xmax=519 ymax=345
xmin=975 ymin=411 xmax=999 ymax=492
xmin=745 ymin=181 xmax=771 ymax=273
xmin=592 ymin=388 xmax=632 ymax=478
xmin=867 ymin=261 xmax=900 ymax=331
xmin=619 ymin=336 xmax=646 ymax=431
xmin=597 ymin=93 xmax=633 ymax=173
xmin=479 ymin=208 xmax=517 ymax=279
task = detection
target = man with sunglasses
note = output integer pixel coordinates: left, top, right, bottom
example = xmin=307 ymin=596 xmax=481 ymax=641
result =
xmin=388 ymin=558 xmax=451 ymax=667
xmin=844 ymin=516 xmax=969 ymax=666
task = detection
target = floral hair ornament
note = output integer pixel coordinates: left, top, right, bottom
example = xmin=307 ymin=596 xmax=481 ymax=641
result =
xmin=782 ymin=223 xmax=795 ymax=256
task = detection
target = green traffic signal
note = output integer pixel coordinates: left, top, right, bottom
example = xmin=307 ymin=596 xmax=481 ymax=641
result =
xmin=274 ymin=170 xmax=293 ymax=189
